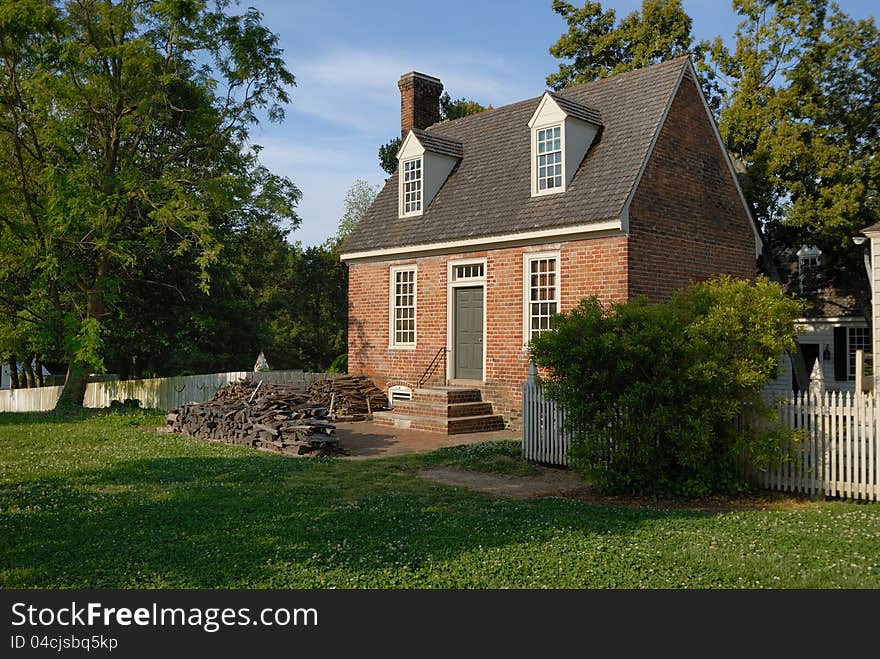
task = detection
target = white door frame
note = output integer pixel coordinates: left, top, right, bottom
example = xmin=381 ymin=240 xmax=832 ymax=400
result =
xmin=446 ymin=258 xmax=488 ymax=383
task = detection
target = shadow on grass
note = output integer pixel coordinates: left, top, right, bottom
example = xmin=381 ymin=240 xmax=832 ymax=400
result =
xmin=0 ymin=406 xmax=162 ymax=427
xmin=1 ymin=451 xmax=711 ymax=588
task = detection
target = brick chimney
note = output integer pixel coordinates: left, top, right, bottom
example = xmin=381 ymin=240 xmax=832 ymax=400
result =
xmin=398 ymin=72 xmax=443 ymax=138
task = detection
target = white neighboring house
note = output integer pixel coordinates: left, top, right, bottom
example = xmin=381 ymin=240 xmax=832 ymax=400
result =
xmin=766 ymin=245 xmax=871 ymax=397
xmin=0 ymin=362 xmax=52 ymax=390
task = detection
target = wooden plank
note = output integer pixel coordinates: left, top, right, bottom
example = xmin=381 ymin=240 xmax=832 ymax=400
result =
xmin=786 ymin=394 xmax=794 ymax=492
xmin=846 ymin=391 xmax=854 ymax=499
xmin=875 ymin=394 xmax=880 ymax=501
xmin=859 ymin=392 xmax=866 ymax=500
xmin=829 ymin=391 xmax=837 ymax=497
xmin=868 ymin=392 xmax=874 ymax=500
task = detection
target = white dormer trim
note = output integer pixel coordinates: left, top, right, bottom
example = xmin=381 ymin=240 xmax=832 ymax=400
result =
xmin=396 ymin=130 xmax=458 ymax=218
xmin=527 ymin=92 xmax=599 ymax=198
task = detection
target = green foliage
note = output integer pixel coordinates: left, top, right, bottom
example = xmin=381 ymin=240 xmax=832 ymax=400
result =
xmin=261 ymin=244 xmax=348 ymax=372
xmin=0 ymin=0 xmax=299 ymax=404
xmin=329 ymin=179 xmax=379 ymax=247
xmin=2 ymin=411 xmax=879 ymax=588
xmin=378 ymin=137 xmax=402 ymax=176
xmin=529 ymin=277 xmax=804 ymax=496
xmin=546 ymin=0 xmax=721 ymax=108
xmin=328 ymin=353 xmax=347 ymax=374
xmin=711 ymin=1 xmax=879 ymax=301
xmin=439 ymin=92 xmax=491 ymax=121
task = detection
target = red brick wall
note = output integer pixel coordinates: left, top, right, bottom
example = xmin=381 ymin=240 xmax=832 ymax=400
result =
xmin=347 ymin=236 xmax=629 ymax=427
xmin=398 ymin=73 xmax=443 ymax=139
xmin=627 ymin=71 xmax=757 ymax=300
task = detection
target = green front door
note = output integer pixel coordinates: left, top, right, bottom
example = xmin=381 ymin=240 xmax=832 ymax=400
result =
xmin=454 ymin=286 xmax=483 ymax=380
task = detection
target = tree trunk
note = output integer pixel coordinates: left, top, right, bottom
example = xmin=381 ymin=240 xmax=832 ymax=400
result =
xmin=35 ymin=358 xmax=45 ymax=387
xmin=56 ymin=360 xmax=90 ymax=409
xmin=7 ymin=355 xmax=20 ymax=389
xmin=117 ymin=354 xmax=130 ymax=381
xmin=56 ymin=258 xmax=108 ymax=409
xmin=22 ymin=354 xmax=36 ymax=388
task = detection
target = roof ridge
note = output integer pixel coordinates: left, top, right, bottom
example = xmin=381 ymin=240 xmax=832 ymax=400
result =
xmin=427 ymin=56 xmax=689 ymax=134
xmin=555 ymin=56 xmax=690 ymax=97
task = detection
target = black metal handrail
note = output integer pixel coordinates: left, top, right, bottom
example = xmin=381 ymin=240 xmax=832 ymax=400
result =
xmin=417 ymin=347 xmax=446 ymax=388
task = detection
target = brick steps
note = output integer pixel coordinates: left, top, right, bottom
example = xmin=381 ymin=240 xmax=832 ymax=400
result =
xmin=389 ymin=399 xmax=493 ymax=419
xmin=372 ymin=386 xmax=504 ymax=434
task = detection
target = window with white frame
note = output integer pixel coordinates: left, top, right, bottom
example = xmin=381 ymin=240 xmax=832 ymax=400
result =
xmin=390 ymin=267 xmax=416 ymax=347
xmin=402 ymin=158 xmax=422 ymax=214
xmin=524 ymin=253 xmax=559 ymax=343
xmin=848 ymin=326 xmax=871 ymax=380
xmin=798 ymin=247 xmax=821 ymax=293
xmin=452 ymin=263 xmax=484 ymax=281
xmin=536 ymin=125 xmax=562 ymax=192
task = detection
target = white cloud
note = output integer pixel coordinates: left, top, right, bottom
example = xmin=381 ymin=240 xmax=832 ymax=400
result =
xmin=289 ymin=46 xmax=536 ymax=132
xmin=252 ymin=45 xmax=540 ymax=245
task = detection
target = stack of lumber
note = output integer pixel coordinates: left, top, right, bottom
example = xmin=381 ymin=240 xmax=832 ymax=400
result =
xmin=166 ymin=379 xmax=342 ymax=456
xmin=307 ymin=375 xmax=389 ymax=420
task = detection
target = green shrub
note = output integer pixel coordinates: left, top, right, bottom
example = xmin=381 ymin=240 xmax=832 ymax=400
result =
xmin=529 ymin=276 xmax=803 ymax=496
xmin=328 ymin=353 xmax=347 ymax=374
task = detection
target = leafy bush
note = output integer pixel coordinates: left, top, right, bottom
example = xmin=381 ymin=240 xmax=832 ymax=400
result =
xmin=328 ymin=353 xmax=348 ymax=374
xmin=529 ymin=276 xmax=803 ymax=496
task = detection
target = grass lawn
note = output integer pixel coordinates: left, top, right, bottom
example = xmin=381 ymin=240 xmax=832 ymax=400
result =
xmin=1 ymin=409 xmax=878 ymax=588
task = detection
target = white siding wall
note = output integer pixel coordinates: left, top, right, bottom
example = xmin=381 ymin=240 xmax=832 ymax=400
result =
xmin=767 ymin=320 xmax=863 ymax=397
xmin=873 ymin=236 xmax=880 ymax=389
xmin=563 ymin=118 xmax=599 ymax=187
xmin=423 ymin=152 xmax=458 ymax=207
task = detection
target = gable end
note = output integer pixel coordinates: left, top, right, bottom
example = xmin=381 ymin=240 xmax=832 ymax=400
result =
xmin=625 ymin=63 xmax=760 ymax=300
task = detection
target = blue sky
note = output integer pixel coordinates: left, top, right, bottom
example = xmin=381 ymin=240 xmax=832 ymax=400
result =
xmin=247 ymin=0 xmax=877 ymax=247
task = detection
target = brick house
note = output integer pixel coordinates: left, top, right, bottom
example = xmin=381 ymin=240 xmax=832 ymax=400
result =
xmin=340 ymin=57 xmax=761 ymax=431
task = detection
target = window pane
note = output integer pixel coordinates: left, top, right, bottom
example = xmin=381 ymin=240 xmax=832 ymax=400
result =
xmin=403 ymin=158 xmax=422 ymax=213
xmin=848 ymin=327 xmax=872 ymax=379
xmin=535 ymin=127 xmax=564 ymax=193
xmin=393 ymin=268 xmax=416 ymax=345
xmin=528 ymin=257 xmax=558 ymax=340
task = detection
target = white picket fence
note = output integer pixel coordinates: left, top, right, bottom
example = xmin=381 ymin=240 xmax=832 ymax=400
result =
xmin=521 ymin=379 xmax=571 ymax=466
xmin=521 ymin=382 xmax=880 ymax=502
xmin=0 ymin=370 xmax=337 ymax=413
xmin=752 ymin=391 xmax=879 ymax=501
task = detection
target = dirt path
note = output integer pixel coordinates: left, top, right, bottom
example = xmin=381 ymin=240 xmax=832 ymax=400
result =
xmin=418 ymin=466 xmax=818 ymax=511
xmin=418 ymin=466 xmax=585 ymax=499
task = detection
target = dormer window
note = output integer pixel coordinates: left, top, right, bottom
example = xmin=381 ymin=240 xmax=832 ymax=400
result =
xmin=537 ymin=126 xmax=563 ymax=192
xmin=797 ymin=246 xmax=821 ymax=293
xmin=527 ymin=92 xmax=602 ymax=198
xmin=402 ymin=157 xmax=422 ymax=215
xmin=396 ymin=128 xmax=462 ymax=218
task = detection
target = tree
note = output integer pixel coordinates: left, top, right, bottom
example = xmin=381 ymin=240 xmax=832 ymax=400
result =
xmin=711 ymin=1 xmax=879 ymax=305
xmin=377 ymin=93 xmax=490 ymax=175
xmin=329 ymin=179 xmax=379 ymax=248
xmin=529 ymin=277 xmax=803 ymax=496
xmin=378 ymin=138 xmax=402 ymax=177
xmin=263 ymin=244 xmax=348 ymax=371
xmin=440 ymin=92 xmax=491 ymax=121
xmin=0 ymin=1 xmax=299 ymax=406
xmin=546 ymin=0 xmax=721 ymax=109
